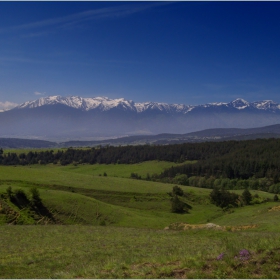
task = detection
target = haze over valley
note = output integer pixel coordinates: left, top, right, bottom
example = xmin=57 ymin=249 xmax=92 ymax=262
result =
xmin=1 ymin=95 xmax=280 ymax=142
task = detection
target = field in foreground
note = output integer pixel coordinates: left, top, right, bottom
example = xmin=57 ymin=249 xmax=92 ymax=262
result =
xmin=0 ymin=161 xmax=280 ymax=278
xmin=1 ymin=225 xmax=280 ymax=278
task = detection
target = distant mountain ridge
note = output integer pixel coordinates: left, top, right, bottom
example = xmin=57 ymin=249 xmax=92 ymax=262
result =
xmin=15 ymin=96 xmax=280 ymax=113
xmin=2 ymin=95 xmax=280 ymax=140
xmin=2 ymin=124 xmax=280 ymax=148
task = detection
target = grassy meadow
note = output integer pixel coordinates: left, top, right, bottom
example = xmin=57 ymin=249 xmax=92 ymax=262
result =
xmin=1 ymin=160 xmax=280 ymax=278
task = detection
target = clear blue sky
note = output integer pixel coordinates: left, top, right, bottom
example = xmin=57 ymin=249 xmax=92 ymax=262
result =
xmin=0 ymin=1 xmax=280 ymax=110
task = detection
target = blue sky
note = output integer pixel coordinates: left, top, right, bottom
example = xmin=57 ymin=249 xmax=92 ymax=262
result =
xmin=0 ymin=1 xmax=280 ymax=110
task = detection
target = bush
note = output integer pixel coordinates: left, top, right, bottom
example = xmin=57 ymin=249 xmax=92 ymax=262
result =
xmin=6 ymin=186 xmax=13 ymax=198
xmin=251 ymin=197 xmax=261 ymax=204
xmin=11 ymin=189 xmax=29 ymax=208
xmin=130 ymin=172 xmax=141 ymax=179
xmin=29 ymin=187 xmax=42 ymax=206
xmin=174 ymin=174 xmax=188 ymax=185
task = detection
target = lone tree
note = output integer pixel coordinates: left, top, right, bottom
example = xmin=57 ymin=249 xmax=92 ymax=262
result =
xmin=242 ymin=189 xmax=252 ymax=205
xmin=171 ymin=195 xmax=185 ymax=213
xmin=169 ymin=186 xmax=189 ymax=213
xmin=172 ymin=185 xmax=184 ymax=196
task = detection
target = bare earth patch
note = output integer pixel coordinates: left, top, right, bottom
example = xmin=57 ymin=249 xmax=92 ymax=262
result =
xmin=166 ymin=222 xmax=257 ymax=231
xmin=268 ymin=205 xmax=280 ymax=212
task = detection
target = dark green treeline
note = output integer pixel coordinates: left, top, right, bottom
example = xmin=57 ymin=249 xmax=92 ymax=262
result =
xmin=1 ymin=138 xmax=280 ymax=192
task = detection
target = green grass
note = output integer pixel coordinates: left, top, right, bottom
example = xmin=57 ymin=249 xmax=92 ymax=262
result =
xmin=213 ymin=202 xmax=280 ymax=231
xmin=1 ymin=225 xmax=280 ymax=279
xmin=56 ymin=160 xmax=193 ymax=178
xmin=1 ymin=161 xmax=280 ymax=278
xmin=0 ymin=163 xmax=200 ymax=193
xmin=0 ymin=183 xmax=214 ymax=229
xmin=0 ymin=163 xmax=277 ymax=230
xmin=3 ymin=148 xmax=66 ymax=155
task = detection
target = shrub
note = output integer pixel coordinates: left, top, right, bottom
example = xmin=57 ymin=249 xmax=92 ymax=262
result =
xmin=174 ymin=174 xmax=188 ymax=185
xmin=11 ymin=189 xmax=29 ymax=208
xmin=251 ymin=197 xmax=261 ymax=204
xmin=6 ymin=186 xmax=13 ymax=198
xmin=29 ymin=187 xmax=42 ymax=206
xmin=130 ymin=172 xmax=141 ymax=179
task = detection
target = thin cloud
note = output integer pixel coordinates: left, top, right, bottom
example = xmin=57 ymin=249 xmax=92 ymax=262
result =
xmin=0 ymin=101 xmax=18 ymax=112
xmin=0 ymin=2 xmax=170 ymax=34
xmin=21 ymin=30 xmax=53 ymax=38
xmin=34 ymin=91 xmax=45 ymax=96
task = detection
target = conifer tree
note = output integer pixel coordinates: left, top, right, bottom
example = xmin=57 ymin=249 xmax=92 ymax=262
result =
xmin=242 ymin=189 xmax=252 ymax=205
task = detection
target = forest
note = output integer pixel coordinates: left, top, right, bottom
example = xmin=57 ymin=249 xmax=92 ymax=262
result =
xmin=1 ymin=138 xmax=280 ymax=193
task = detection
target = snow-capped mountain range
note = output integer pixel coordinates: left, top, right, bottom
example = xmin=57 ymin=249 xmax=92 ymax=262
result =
xmin=15 ymin=95 xmax=193 ymax=113
xmin=15 ymin=95 xmax=280 ymax=113
xmin=2 ymin=95 xmax=280 ymax=141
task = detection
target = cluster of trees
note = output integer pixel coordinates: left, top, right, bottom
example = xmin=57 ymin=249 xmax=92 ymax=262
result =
xmin=170 ymin=184 xmax=279 ymax=213
xmin=210 ymin=188 xmax=252 ymax=208
xmin=158 ymin=174 xmax=280 ymax=194
xmin=1 ymin=138 xmax=279 ymax=166
xmin=210 ymin=187 xmax=279 ymax=209
xmin=2 ymin=138 xmax=280 ymax=194
xmin=154 ymin=139 xmax=280 ymax=193
xmin=0 ymin=138 xmax=280 ymax=167
xmin=1 ymin=186 xmax=54 ymax=224
xmin=5 ymin=186 xmax=42 ymax=209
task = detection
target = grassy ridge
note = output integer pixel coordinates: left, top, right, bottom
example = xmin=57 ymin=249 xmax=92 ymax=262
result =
xmin=0 ymin=183 xmax=215 ymax=229
xmin=0 ymin=162 xmax=196 ymax=193
xmin=57 ymin=160 xmax=194 ymax=178
xmin=0 ymin=163 xmax=278 ymax=230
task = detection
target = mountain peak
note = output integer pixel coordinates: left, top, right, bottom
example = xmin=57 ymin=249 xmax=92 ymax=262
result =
xmin=229 ymin=98 xmax=250 ymax=109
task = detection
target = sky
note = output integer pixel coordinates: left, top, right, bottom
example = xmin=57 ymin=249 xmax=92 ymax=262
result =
xmin=1 ymin=1 xmax=280 ymax=110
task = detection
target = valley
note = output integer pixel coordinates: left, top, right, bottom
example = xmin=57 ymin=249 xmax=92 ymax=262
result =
xmin=2 ymin=123 xmax=280 ymax=148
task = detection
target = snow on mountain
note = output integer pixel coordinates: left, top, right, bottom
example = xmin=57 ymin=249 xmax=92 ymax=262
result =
xmin=14 ymin=96 xmax=280 ymax=114
xmin=134 ymin=101 xmax=193 ymax=113
xmin=17 ymin=96 xmax=136 ymax=111
xmin=5 ymin=96 xmax=280 ymax=141
xmin=251 ymin=100 xmax=280 ymax=111
xmin=228 ymin=98 xmax=250 ymax=110
xmin=16 ymin=95 xmax=192 ymax=113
